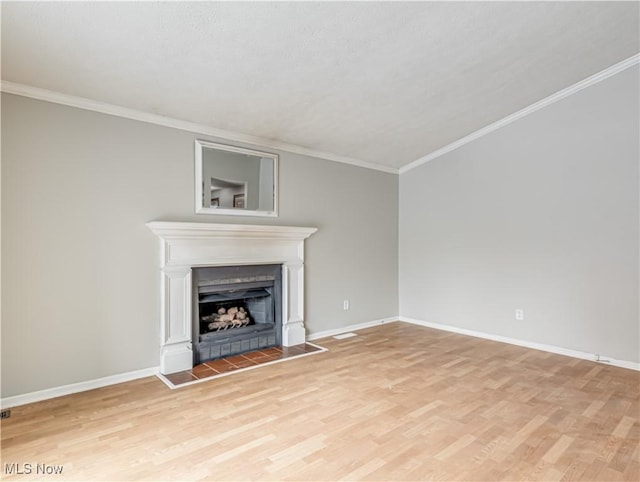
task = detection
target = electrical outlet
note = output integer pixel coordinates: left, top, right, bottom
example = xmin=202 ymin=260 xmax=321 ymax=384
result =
xmin=343 ymin=300 xmax=350 ymax=310
xmin=515 ymin=309 xmax=524 ymax=321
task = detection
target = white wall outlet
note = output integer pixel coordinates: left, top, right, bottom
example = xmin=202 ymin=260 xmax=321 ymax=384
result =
xmin=343 ymin=300 xmax=350 ymax=310
xmin=515 ymin=309 xmax=524 ymax=321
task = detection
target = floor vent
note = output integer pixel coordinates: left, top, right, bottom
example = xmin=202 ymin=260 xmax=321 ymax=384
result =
xmin=333 ymin=332 xmax=357 ymax=340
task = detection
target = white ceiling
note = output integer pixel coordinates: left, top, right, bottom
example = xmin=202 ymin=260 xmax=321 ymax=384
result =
xmin=2 ymin=2 xmax=639 ymax=172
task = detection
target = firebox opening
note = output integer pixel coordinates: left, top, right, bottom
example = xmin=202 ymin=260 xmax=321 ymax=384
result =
xmin=198 ymin=287 xmax=272 ymax=334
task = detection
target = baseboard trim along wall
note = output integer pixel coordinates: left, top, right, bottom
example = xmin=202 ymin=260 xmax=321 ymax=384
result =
xmin=1 ymin=318 xmax=399 ymax=408
xmin=3 ymin=314 xmax=637 ymax=407
xmin=399 ymin=316 xmax=640 ymax=372
xmin=0 ymin=366 xmax=159 ymax=409
xmin=307 ymin=317 xmax=399 ymax=341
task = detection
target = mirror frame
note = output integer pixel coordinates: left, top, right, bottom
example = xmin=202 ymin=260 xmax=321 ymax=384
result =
xmin=195 ymin=140 xmax=279 ymax=217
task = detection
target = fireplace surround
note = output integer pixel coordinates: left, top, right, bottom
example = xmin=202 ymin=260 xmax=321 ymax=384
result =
xmin=147 ymin=222 xmax=317 ymax=374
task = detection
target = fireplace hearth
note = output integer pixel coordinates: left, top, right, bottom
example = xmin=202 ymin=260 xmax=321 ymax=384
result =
xmin=192 ymin=264 xmax=282 ymax=364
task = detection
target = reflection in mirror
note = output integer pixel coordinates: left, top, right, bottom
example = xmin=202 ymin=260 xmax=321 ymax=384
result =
xmin=195 ymin=140 xmax=278 ymax=217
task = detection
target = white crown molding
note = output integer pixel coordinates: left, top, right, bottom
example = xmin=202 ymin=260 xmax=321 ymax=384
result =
xmin=0 ymin=366 xmax=159 ymax=409
xmin=0 ymin=80 xmax=398 ymax=175
xmin=399 ymin=316 xmax=640 ymax=372
xmin=3 ymin=53 xmax=637 ymax=176
xmin=399 ymin=53 xmax=640 ymax=174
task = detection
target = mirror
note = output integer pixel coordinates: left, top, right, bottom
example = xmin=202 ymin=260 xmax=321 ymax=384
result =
xmin=195 ymin=140 xmax=278 ymax=217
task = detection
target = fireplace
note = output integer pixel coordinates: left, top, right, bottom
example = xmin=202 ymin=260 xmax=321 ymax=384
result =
xmin=192 ymin=264 xmax=282 ymax=364
xmin=147 ymin=222 xmax=317 ymax=375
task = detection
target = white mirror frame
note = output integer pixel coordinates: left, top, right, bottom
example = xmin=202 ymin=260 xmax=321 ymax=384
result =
xmin=195 ymin=140 xmax=278 ymax=217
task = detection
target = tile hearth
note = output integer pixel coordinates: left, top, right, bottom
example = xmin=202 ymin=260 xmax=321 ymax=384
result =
xmin=160 ymin=343 xmax=325 ymax=388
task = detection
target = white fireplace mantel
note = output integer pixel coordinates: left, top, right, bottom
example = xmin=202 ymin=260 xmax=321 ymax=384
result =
xmin=147 ymin=221 xmax=318 ymax=374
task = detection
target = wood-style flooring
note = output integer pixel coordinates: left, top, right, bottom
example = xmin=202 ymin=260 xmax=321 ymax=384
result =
xmin=1 ymin=322 xmax=638 ymax=481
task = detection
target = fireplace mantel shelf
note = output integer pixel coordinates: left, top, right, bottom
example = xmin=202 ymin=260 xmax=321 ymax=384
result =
xmin=147 ymin=222 xmax=317 ymax=240
xmin=147 ymin=221 xmax=318 ymax=375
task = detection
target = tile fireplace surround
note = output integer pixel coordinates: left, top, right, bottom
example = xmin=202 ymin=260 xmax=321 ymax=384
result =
xmin=147 ymin=222 xmax=318 ymax=375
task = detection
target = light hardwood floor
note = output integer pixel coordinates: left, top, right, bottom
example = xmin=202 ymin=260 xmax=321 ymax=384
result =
xmin=1 ymin=322 xmax=638 ymax=481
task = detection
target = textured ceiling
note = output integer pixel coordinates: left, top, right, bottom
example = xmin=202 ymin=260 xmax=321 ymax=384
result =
xmin=2 ymin=2 xmax=639 ymax=171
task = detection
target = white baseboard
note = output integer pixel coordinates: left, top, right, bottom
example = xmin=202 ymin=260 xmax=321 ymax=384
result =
xmin=307 ymin=317 xmax=398 ymax=341
xmin=399 ymin=316 xmax=640 ymax=371
xmin=0 ymin=366 xmax=159 ymax=409
xmin=4 ymin=315 xmax=636 ymax=408
xmin=2 ymin=318 xmax=397 ymax=408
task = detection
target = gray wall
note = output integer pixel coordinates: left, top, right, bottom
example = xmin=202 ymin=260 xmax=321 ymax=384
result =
xmin=3 ymin=63 xmax=637 ymax=399
xmin=400 ymin=65 xmax=639 ymax=363
xmin=1 ymin=94 xmax=399 ymax=397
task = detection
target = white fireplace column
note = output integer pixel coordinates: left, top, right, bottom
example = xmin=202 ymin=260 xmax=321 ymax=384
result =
xmin=147 ymin=222 xmax=317 ymax=375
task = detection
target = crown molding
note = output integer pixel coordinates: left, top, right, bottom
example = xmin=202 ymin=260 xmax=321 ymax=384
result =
xmin=399 ymin=53 xmax=640 ymax=174
xmin=0 ymin=81 xmax=398 ymax=175
xmin=4 ymin=52 xmax=637 ymax=177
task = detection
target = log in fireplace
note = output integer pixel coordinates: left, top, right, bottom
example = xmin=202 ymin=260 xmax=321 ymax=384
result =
xmin=192 ymin=264 xmax=282 ymax=364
